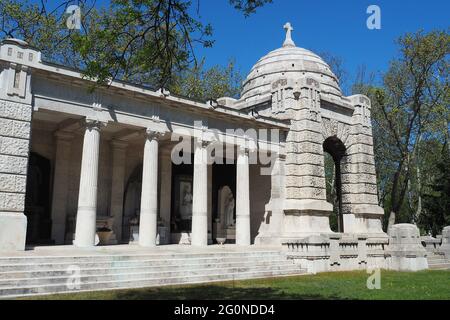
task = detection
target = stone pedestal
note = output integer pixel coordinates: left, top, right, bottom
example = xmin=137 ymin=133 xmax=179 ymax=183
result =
xmin=386 ymin=224 xmax=428 ymax=271
xmin=0 ymin=213 xmax=27 ymax=251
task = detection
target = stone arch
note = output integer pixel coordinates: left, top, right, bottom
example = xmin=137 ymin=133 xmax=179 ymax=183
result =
xmin=322 ymin=136 xmax=346 ymax=232
xmin=321 ymin=118 xmax=351 ymax=146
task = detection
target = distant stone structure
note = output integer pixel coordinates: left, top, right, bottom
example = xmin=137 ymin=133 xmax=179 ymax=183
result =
xmin=0 ymin=23 xmax=445 ymax=273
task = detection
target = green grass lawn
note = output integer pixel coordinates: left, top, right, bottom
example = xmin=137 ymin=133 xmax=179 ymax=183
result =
xmin=22 ymin=270 xmax=450 ymax=300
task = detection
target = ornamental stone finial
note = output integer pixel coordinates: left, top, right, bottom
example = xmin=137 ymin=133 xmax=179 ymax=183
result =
xmin=283 ymin=22 xmax=295 ymax=47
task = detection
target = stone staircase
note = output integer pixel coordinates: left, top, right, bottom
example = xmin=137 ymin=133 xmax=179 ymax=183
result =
xmin=0 ymin=250 xmax=306 ymax=299
xmin=426 ymin=253 xmax=450 ymax=270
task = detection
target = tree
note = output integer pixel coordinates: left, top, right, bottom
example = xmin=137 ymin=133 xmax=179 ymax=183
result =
xmin=0 ymin=0 xmax=271 ymax=88
xmin=419 ymin=146 xmax=450 ymax=235
xmin=356 ymin=30 xmax=450 ymax=231
xmin=320 ymin=51 xmax=348 ymax=95
xmin=171 ymin=59 xmax=242 ymax=101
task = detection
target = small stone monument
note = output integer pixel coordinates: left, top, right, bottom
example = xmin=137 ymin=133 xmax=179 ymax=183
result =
xmin=440 ymin=226 xmax=450 ymax=258
xmin=386 ymin=224 xmax=428 ymax=271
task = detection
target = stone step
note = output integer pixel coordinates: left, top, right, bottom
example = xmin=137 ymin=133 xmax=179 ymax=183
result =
xmin=0 ymin=259 xmax=291 ymax=279
xmin=428 ymin=263 xmax=450 ymax=270
xmin=0 ymin=267 xmax=306 ymax=299
xmin=0 ymin=255 xmax=286 ymax=272
xmin=427 ymin=259 xmax=448 ymax=264
xmin=0 ymin=251 xmax=285 ymax=265
xmin=0 ymin=263 xmax=299 ymax=287
xmin=426 ymin=255 xmax=446 ymax=260
xmin=0 ymin=250 xmax=307 ymax=298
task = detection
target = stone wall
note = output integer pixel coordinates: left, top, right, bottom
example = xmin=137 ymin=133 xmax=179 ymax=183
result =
xmin=0 ymin=99 xmax=32 ymax=250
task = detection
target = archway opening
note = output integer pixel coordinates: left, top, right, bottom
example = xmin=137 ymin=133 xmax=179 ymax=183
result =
xmin=323 ymin=137 xmax=346 ymax=233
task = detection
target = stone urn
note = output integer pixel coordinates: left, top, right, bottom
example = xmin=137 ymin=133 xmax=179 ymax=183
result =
xmin=216 ymin=237 xmax=226 ymax=245
xmin=97 ymin=227 xmax=113 ymax=245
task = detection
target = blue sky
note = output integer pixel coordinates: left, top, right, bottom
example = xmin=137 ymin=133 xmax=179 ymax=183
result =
xmin=33 ymin=0 xmax=450 ymax=89
xmin=191 ymin=0 xmax=449 ymax=88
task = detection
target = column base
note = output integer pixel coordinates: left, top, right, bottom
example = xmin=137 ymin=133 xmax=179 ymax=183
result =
xmin=255 ymin=199 xmax=334 ymax=246
xmin=73 ymin=207 xmax=97 ymax=248
xmin=283 ymin=199 xmax=333 ymax=235
xmin=344 ymin=205 xmax=386 ymax=237
xmin=191 ymin=214 xmax=208 ymax=246
xmin=0 ymin=212 xmax=27 ymax=251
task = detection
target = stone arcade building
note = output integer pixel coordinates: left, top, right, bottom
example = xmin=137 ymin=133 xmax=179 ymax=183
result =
xmin=0 ymin=25 xmax=431 ymax=272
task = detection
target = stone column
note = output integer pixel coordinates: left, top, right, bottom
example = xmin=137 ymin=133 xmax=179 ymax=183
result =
xmin=74 ymin=119 xmax=104 ymax=247
xmin=236 ymin=145 xmax=251 ymax=245
xmin=139 ymin=129 xmax=162 ymax=247
xmin=191 ymin=139 xmax=209 ymax=246
xmin=342 ymin=95 xmax=385 ymax=237
xmin=282 ymin=78 xmax=333 ymax=236
xmin=50 ymin=131 xmax=74 ymax=244
xmin=110 ymin=140 xmax=127 ymax=243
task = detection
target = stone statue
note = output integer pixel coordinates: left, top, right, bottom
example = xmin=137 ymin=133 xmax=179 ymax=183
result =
xmin=225 ymin=193 xmax=235 ymax=227
xmin=218 ymin=186 xmax=235 ymax=227
xmin=180 ymin=183 xmax=193 ymax=219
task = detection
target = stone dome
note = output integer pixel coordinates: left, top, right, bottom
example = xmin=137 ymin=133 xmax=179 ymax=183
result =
xmin=241 ymin=23 xmax=342 ymax=102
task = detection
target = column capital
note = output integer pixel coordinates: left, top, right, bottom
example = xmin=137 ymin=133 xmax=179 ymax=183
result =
xmin=144 ymin=128 xmax=165 ymax=141
xmin=238 ymin=136 xmax=256 ymax=155
xmin=238 ymin=144 xmax=250 ymax=156
xmin=84 ymin=118 xmax=106 ymax=131
xmin=196 ymin=137 xmax=213 ymax=149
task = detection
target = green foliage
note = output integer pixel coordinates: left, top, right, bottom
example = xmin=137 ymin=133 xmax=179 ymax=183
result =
xmin=170 ymin=59 xmax=242 ymax=100
xmin=420 ymin=147 xmax=450 ymax=235
xmin=354 ymin=29 xmax=450 ymax=232
xmin=0 ymin=0 xmax=268 ymax=88
xmin=228 ymin=0 xmax=272 ymax=17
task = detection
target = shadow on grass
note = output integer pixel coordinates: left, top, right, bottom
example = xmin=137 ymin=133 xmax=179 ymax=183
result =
xmin=112 ymin=284 xmax=345 ymax=300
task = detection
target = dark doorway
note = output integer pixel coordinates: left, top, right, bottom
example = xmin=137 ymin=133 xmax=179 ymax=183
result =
xmin=24 ymin=152 xmax=52 ymax=244
xmin=323 ymin=137 xmax=346 ymax=233
xmin=122 ymin=164 xmax=143 ymax=243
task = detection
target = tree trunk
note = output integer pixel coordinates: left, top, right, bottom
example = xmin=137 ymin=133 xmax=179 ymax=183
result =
xmin=387 ymin=211 xmax=396 ymax=234
xmin=414 ymin=141 xmax=422 ymax=223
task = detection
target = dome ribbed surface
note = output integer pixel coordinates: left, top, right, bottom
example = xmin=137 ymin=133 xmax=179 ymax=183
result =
xmin=241 ymin=46 xmax=341 ymax=101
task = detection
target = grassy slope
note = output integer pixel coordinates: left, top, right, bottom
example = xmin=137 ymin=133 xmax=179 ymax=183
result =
xmin=22 ymin=270 xmax=450 ymax=300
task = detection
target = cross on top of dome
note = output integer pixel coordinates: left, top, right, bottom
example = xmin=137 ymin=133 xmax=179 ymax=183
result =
xmin=283 ymin=22 xmax=295 ymax=47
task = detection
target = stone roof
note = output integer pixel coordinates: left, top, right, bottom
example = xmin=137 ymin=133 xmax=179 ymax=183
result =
xmin=240 ymin=23 xmax=342 ymax=102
